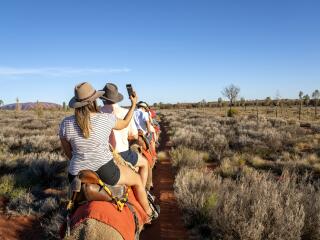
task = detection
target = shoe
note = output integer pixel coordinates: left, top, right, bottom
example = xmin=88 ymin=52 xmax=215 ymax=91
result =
xmin=146 ymin=190 xmax=156 ymax=202
xmin=147 ymin=203 xmax=160 ymax=223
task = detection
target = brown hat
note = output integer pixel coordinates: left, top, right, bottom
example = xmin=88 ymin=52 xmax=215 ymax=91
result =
xmin=69 ymin=82 xmax=105 ymax=108
xmin=100 ymin=83 xmax=123 ymax=103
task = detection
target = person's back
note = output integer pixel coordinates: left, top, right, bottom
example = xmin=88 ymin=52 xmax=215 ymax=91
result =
xmin=60 ymin=113 xmax=116 ymax=176
xmin=134 ymin=108 xmax=149 ymax=134
xmin=101 ymin=103 xmax=138 ymax=153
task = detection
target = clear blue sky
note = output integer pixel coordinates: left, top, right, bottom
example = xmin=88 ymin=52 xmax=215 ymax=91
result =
xmin=0 ymin=0 xmax=319 ymax=105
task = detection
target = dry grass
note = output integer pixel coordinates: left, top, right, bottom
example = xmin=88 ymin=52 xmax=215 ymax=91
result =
xmin=0 ymin=110 xmax=70 ymax=239
xmin=162 ymin=108 xmax=320 ymax=239
xmin=175 ymin=168 xmax=320 ymax=240
xmin=157 ymin=151 xmax=168 ymax=162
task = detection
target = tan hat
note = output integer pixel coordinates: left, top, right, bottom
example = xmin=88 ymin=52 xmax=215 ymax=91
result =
xmin=69 ymin=82 xmax=105 ymax=108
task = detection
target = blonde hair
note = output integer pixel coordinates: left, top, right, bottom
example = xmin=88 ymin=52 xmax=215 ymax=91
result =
xmin=75 ymin=101 xmax=99 ymax=138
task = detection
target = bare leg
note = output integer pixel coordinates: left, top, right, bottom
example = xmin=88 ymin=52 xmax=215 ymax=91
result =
xmin=116 ymin=164 xmax=152 ymax=216
xmin=135 ymin=154 xmax=148 ymax=188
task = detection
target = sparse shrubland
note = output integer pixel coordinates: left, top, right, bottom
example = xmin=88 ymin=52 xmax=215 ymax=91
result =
xmin=0 ymin=110 xmax=69 ymax=239
xmin=1 ymin=104 xmax=319 ymax=239
xmin=163 ymin=108 xmax=320 ymax=240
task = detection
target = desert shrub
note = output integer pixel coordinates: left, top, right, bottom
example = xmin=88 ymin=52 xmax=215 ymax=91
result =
xmin=0 ymin=110 xmax=69 ymax=238
xmin=208 ymin=134 xmax=229 ymax=161
xmin=212 ymin=170 xmax=305 ymax=240
xmin=174 ymin=167 xmax=319 ymax=240
xmin=27 ymin=158 xmax=68 ymax=188
xmin=174 ymin=168 xmax=219 ymax=235
xmin=216 ymin=155 xmax=246 ymax=177
xmin=162 ymin=109 xmax=320 ymax=239
xmin=0 ymin=174 xmax=27 ymax=200
xmin=41 ymin=210 xmax=65 ymax=239
xmin=227 ymin=108 xmax=239 ymax=117
xmin=170 ymin=146 xmax=206 ymax=169
xmin=300 ymin=180 xmax=320 ymax=239
xmin=6 ymin=192 xmax=35 ymax=215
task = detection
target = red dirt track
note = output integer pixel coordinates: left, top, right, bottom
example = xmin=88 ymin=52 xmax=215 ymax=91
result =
xmin=140 ymin=119 xmax=189 ymax=240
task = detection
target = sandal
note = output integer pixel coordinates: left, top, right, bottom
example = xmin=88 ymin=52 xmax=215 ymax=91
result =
xmin=146 ymin=190 xmax=156 ymax=202
xmin=146 ymin=203 xmax=160 ymax=223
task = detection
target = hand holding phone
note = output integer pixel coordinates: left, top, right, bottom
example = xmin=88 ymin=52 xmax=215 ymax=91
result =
xmin=126 ymin=84 xmax=133 ymax=97
xmin=126 ymin=84 xmax=137 ymax=105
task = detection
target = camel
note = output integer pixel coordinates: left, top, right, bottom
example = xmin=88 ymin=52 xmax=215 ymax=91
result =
xmin=63 ymin=189 xmax=148 ymax=240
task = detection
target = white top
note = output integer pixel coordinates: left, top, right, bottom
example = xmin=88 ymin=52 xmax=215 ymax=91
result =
xmin=134 ymin=108 xmax=149 ymax=134
xmin=59 ymin=113 xmax=117 ymax=175
xmin=101 ymin=104 xmax=138 ymax=153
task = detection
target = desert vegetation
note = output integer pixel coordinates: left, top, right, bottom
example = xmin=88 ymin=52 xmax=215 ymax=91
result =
xmin=163 ymin=107 xmax=320 ymax=240
xmin=0 ymin=91 xmax=319 ymax=239
xmin=0 ymin=110 xmax=69 ymax=239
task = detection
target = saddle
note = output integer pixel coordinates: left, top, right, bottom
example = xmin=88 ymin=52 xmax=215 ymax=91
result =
xmin=65 ymin=170 xmax=140 ymax=239
xmin=68 ymin=170 xmax=128 ymax=212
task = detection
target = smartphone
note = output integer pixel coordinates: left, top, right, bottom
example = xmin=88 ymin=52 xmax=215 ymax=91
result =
xmin=126 ymin=84 xmax=133 ymax=97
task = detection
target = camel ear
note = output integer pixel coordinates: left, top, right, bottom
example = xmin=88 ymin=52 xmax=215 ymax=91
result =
xmin=78 ymin=170 xmax=100 ymax=184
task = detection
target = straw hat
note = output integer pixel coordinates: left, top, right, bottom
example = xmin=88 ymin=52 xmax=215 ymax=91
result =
xmin=100 ymin=83 xmax=124 ymax=103
xmin=69 ymin=82 xmax=105 ymax=108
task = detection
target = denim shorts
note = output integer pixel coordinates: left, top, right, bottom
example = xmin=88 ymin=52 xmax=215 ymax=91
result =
xmin=120 ymin=150 xmax=138 ymax=166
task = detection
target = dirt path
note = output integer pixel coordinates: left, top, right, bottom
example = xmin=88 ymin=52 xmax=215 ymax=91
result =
xmin=140 ymin=119 xmax=189 ymax=240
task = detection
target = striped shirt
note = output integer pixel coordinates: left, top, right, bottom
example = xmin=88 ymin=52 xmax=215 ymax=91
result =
xmin=59 ymin=113 xmax=117 ymax=175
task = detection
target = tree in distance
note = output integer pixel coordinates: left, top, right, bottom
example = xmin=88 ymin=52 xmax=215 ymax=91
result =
xmin=298 ymin=91 xmax=303 ymax=120
xmin=222 ymin=84 xmax=240 ymax=111
xmin=312 ymin=89 xmax=320 ymax=119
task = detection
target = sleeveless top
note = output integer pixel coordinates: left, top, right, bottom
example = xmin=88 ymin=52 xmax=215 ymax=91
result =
xmin=59 ymin=113 xmax=117 ymax=175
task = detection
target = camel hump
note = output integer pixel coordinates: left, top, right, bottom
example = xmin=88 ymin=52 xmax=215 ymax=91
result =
xmin=66 ymin=218 xmax=124 ymax=240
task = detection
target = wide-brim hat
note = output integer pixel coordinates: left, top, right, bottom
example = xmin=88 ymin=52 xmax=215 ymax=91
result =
xmin=69 ymin=82 xmax=105 ymax=108
xmin=100 ymin=83 xmax=123 ymax=103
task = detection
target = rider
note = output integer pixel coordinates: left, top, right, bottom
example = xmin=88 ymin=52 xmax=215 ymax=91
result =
xmin=134 ymin=102 xmax=157 ymax=160
xmin=99 ymin=83 xmax=149 ymax=188
xmin=59 ymin=82 xmax=158 ymax=221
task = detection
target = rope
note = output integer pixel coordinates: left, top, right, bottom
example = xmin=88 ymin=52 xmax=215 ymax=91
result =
xmin=109 ymin=143 xmax=137 ymax=172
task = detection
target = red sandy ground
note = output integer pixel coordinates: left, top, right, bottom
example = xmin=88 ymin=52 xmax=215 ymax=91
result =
xmin=0 ymin=197 xmax=45 ymax=240
xmin=140 ymin=155 xmax=189 ymax=240
xmin=140 ymin=120 xmax=189 ymax=240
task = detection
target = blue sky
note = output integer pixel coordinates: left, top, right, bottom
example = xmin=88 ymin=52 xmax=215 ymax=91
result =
xmin=0 ymin=0 xmax=319 ymax=105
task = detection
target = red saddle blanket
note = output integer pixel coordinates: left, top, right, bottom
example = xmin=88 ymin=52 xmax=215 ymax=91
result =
xmin=69 ymin=189 xmax=148 ymax=240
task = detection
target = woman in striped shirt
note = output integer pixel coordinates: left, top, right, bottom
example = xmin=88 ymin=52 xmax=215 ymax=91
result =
xmin=59 ymin=82 xmax=157 ymax=220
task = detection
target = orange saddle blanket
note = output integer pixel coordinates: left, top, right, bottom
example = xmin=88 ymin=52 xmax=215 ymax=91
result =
xmin=69 ymin=189 xmax=148 ymax=240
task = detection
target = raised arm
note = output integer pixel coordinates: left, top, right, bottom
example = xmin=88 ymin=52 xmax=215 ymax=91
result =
xmin=114 ymin=92 xmax=138 ymax=130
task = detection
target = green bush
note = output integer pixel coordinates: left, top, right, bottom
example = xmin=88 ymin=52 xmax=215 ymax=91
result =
xmin=0 ymin=174 xmax=27 ymax=199
xmin=227 ymin=108 xmax=239 ymax=117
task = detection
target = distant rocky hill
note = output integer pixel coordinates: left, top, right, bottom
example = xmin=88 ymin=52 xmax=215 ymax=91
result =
xmin=0 ymin=102 xmax=62 ymax=110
